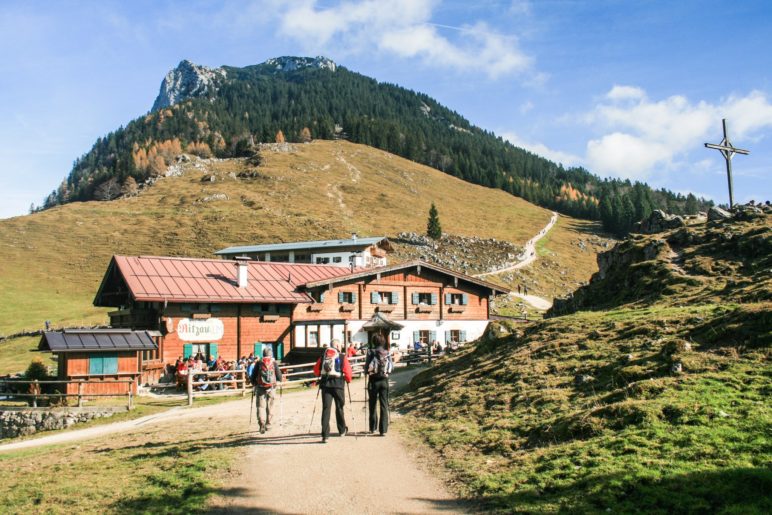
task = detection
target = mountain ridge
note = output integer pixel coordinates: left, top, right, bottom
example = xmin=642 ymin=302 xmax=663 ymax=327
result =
xmin=41 ymin=56 xmax=712 ymax=235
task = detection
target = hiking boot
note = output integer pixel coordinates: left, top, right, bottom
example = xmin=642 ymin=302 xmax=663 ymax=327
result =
xmin=265 ymin=424 xmax=271 ymax=431
xmin=259 ymin=425 xmax=266 ymax=434
xmin=340 ymin=428 xmax=347 ymax=437
xmin=321 ymin=437 xmax=328 ymax=444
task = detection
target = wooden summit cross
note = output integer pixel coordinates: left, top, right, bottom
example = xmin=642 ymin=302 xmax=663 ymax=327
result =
xmin=704 ymin=118 xmax=750 ymax=209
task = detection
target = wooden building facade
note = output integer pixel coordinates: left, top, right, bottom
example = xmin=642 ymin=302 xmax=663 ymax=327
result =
xmin=93 ymin=255 xmax=507 ymax=380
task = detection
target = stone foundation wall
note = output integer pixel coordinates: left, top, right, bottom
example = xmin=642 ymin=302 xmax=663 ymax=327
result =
xmin=0 ymin=408 xmax=119 ymax=439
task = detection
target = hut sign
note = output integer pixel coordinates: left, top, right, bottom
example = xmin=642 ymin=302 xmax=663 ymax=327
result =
xmin=177 ymin=318 xmax=224 ymax=341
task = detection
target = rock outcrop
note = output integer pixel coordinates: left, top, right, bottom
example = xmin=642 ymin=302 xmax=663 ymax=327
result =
xmin=634 ymin=210 xmax=685 ymax=234
xmin=152 ymin=60 xmax=227 ymax=111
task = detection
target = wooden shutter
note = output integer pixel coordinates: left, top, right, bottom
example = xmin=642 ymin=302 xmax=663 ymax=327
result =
xmin=338 ymin=292 xmax=344 ymax=303
xmin=412 ymin=293 xmax=419 ymax=305
xmin=371 ymin=292 xmax=379 ymax=304
xmin=460 ymin=330 xmax=467 ymax=342
xmin=209 ymin=343 xmax=219 ymax=359
xmin=352 ymin=293 xmax=357 ymax=303
xmin=88 ymin=356 xmax=103 ymax=375
xmin=254 ymin=343 xmax=262 ymax=357
xmin=430 ymin=293 xmax=438 ymax=305
xmin=429 ymin=331 xmax=436 ymax=342
xmin=320 ymin=292 xmax=326 ymax=302
xmin=444 ymin=330 xmax=449 ymax=343
xmin=445 ymin=293 xmax=452 ymax=305
xmin=103 ymin=355 xmax=118 ymax=375
xmin=461 ymin=294 xmax=469 ymax=305
xmin=183 ymin=344 xmax=193 ymax=359
xmin=412 ymin=331 xmax=420 ymax=343
xmin=391 ymin=292 xmax=399 ymax=305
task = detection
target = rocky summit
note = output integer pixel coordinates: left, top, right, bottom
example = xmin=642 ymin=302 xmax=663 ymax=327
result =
xmin=151 ymin=60 xmax=227 ymax=111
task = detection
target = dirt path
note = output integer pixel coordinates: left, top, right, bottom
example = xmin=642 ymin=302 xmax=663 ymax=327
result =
xmin=210 ymin=368 xmax=466 ymax=514
xmin=476 ymin=211 xmax=558 ymax=310
xmin=0 ymin=369 xmax=466 ymax=514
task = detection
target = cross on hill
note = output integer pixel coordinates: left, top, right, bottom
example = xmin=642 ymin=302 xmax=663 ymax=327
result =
xmin=705 ymin=119 xmax=750 ymax=209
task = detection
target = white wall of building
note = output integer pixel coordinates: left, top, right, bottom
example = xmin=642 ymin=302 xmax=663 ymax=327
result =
xmin=345 ymin=319 xmax=490 ymax=350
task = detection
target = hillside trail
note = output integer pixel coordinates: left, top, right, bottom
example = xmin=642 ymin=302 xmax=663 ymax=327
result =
xmin=210 ymin=368 xmax=466 ymax=514
xmin=475 ymin=211 xmax=559 ymax=310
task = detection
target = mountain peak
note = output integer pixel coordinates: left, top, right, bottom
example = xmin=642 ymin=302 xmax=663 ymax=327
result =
xmin=261 ymin=56 xmax=337 ymax=73
xmin=151 ymin=60 xmax=227 ymax=112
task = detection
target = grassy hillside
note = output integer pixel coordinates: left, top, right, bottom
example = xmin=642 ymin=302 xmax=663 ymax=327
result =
xmin=0 ymin=139 xmax=569 ymax=338
xmin=397 ymin=213 xmax=771 ymax=513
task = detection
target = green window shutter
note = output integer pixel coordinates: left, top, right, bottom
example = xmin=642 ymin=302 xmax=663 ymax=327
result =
xmin=429 ymin=331 xmax=436 ymax=342
xmin=413 ymin=331 xmax=420 ymax=343
xmin=276 ymin=342 xmax=284 ymax=361
xmin=412 ymin=293 xmax=419 ymax=305
xmin=352 ymin=293 xmax=357 ymax=303
xmin=391 ymin=292 xmax=399 ymax=305
xmin=462 ymin=294 xmax=469 ymax=305
xmin=371 ymin=292 xmax=379 ymax=304
xmin=444 ymin=330 xmax=449 ymax=343
xmin=338 ymin=292 xmax=344 ymax=303
xmin=445 ymin=293 xmax=452 ymax=305
xmin=89 ymin=356 xmax=103 ymax=375
xmin=460 ymin=330 xmax=467 ymax=341
xmin=320 ymin=292 xmax=325 ymax=302
xmin=430 ymin=293 xmax=438 ymax=305
xmin=183 ymin=344 xmax=193 ymax=359
xmin=103 ymin=355 xmax=118 ymax=375
xmin=209 ymin=343 xmax=218 ymax=359
xmin=254 ymin=343 xmax=262 ymax=357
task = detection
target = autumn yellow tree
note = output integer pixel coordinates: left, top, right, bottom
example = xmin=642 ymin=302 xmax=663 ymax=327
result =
xmin=299 ymin=127 xmax=312 ymax=142
xmin=275 ymin=130 xmax=286 ymax=143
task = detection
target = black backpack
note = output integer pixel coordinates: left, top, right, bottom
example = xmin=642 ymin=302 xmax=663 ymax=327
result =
xmin=368 ymin=349 xmax=390 ymax=378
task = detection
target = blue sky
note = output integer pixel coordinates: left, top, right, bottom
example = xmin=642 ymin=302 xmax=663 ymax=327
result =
xmin=1 ymin=0 xmax=770 ymax=219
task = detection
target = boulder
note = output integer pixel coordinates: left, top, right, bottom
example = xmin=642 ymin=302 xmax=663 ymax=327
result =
xmin=636 ymin=210 xmax=686 ymax=234
xmin=708 ymin=206 xmax=731 ymax=221
xmin=733 ymin=204 xmax=765 ymax=221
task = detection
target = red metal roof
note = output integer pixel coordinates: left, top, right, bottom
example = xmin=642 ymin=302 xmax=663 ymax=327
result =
xmin=112 ymin=255 xmax=356 ymax=304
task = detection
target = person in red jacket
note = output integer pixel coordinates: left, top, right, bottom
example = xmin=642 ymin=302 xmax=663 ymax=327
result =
xmin=313 ymin=339 xmax=353 ymax=443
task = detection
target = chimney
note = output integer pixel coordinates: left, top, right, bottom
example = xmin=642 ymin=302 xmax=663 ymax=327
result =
xmin=351 ymin=232 xmax=357 ymax=242
xmin=235 ymin=257 xmax=249 ymax=288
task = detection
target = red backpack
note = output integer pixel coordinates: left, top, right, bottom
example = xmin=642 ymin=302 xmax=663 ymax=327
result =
xmin=257 ymin=357 xmax=277 ymax=388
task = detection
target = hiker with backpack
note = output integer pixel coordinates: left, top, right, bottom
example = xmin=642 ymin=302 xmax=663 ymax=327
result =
xmin=365 ymin=333 xmax=393 ymax=436
xmin=312 ymin=339 xmax=353 ymax=443
xmin=249 ymin=346 xmax=283 ymax=434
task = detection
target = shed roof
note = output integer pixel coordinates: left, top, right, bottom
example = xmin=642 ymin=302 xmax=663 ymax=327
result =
xmin=361 ymin=313 xmax=405 ymax=330
xmin=95 ymin=255 xmax=358 ymax=305
xmin=39 ymin=329 xmax=157 ymax=353
xmin=215 ymin=236 xmax=389 ymax=256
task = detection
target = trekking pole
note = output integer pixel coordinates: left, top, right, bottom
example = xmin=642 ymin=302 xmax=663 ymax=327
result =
xmin=346 ymin=381 xmax=358 ymax=440
xmin=279 ymin=383 xmax=284 ymax=429
xmin=249 ymin=385 xmax=255 ymax=426
xmin=307 ymin=382 xmax=322 ymax=434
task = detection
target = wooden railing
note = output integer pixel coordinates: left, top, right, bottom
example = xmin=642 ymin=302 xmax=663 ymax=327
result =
xmin=0 ymin=379 xmax=135 ymax=409
xmin=185 ymin=355 xmax=368 ymax=405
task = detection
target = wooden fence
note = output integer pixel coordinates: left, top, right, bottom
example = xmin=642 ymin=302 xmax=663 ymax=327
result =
xmin=185 ymin=355 xmax=368 ymax=405
xmin=0 ymin=379 xmax=135 ymax=409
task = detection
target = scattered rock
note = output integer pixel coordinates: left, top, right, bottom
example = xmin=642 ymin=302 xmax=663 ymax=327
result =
xmin=574 ymin=374 xmax=594 ymax=385
xmin=670 ymin=362 xmax=683 ymax=374
xmin=708 ymin=206 xmax=732 ymax=222
xmin=199 ymin=193 xmax=229 ymax=203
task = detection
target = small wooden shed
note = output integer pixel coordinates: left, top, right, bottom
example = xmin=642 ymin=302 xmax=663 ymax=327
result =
xmin=39 ymin=329 xmax=157 ymax=395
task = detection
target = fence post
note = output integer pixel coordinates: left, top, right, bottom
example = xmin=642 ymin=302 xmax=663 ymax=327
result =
xmin=187 ymin=371 xmax=193 ymax=406
xmin=241 ymin=370 xmax=246 ymax=397
xmin=428 ymin=346 xmax=432 ymax=366
xmin=128 ymin=384 xmax=133 ymax=410
xmin=77 ymin=381 xmax=83 ymax=408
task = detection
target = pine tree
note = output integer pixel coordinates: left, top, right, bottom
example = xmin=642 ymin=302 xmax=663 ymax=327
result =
xmin=426 ymin=202 xmax=442 ymax=239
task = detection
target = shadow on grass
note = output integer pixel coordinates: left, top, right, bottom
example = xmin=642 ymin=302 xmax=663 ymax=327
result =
xmin=473 ymin=466 xmax=772 ymax=514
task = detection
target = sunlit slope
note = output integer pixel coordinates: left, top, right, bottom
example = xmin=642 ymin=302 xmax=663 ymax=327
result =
xmin=0 ymin=140 xmax=553 ymax=335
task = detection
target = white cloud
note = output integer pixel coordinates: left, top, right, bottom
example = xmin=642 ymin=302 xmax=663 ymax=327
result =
xmin=276 ymin=0 xmax=533 ymax=78
xmin=583 ymin=86 xmax=772 ymax=179
xmin=519 ymin=100 xmax=533 ymax=114
xmin=605 ymin=85 xmax=646 ymax=102
xmin=503 ymin=132 xmax=581 ymax=167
